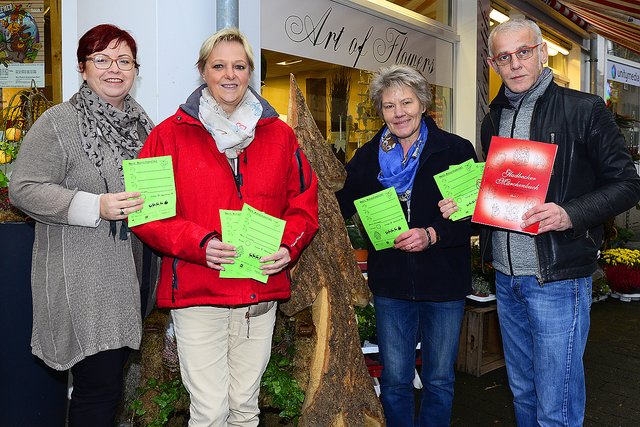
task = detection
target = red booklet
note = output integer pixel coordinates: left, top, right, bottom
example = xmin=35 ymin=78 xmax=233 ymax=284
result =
xmin=472 ymin=136 xmax=558 ymax=235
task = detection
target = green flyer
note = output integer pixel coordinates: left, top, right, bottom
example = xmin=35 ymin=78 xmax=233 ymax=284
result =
xmin=123 ymin=155 xmax=176 ymax=226
xmin=354 ymin=187 xmax=409 ymax=251
xmin=218 ymin=204 xmax=286 ymax=283
xmin=434 ymin=159 xmax=485 ymax=221
xmin=219 ymin=209 xmax=245 ymax=278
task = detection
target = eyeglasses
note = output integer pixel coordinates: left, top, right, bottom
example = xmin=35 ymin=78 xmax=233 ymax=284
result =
xmin=489 ymin=43 xmax=543 ymax=66
xmin=85 ymin=54 xmax=137 ymax=71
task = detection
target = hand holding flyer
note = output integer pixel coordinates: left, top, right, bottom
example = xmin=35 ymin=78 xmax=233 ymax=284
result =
xmin=123 ymin=155 xmax=176 ymax=226
xmin=354 ymin=187 xmax=409 ymax=250
xmin=219 ymin=204 xmax=286 ymax=283
xmin=433 ymin=159 xmax=485 ymax=221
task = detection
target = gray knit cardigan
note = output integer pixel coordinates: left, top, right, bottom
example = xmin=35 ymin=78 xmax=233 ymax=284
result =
xmin=9 ymin=100 xmax=147 ymax=370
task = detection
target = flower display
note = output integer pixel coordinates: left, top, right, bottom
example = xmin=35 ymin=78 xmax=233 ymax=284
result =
xmin=0 ymin=83 xmax=51 ymax=221
xmin=600 ymin=248 xmax=640 ymax=294
xmin=600 ymin=248 xmax=640 ymax=268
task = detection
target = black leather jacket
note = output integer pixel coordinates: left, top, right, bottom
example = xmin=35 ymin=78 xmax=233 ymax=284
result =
xmin=480 ymin=81 xmax=640 ymax=282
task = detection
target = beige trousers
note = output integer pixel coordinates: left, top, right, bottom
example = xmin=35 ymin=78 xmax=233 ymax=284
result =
xmin=171 ymin=303 xmax=277 ymax=427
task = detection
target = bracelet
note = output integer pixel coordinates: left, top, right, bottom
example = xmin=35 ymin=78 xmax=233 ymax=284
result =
xmin=425 ymin=227 xmax=432 ymax=248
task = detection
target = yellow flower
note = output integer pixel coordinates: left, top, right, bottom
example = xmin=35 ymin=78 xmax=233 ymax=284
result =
xmin=0 ymin=150 xmax=13 ymax=164
xmin=601 ymin=248 xmax=640 ymax=268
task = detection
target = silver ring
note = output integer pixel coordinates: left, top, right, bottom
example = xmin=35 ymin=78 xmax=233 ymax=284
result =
xmin=120 ymin=208 xmax=125 ymax=216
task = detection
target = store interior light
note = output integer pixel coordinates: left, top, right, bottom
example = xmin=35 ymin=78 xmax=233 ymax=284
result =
xmin=276 ymin=59 xmax=302 ymax=66
xmin=490 ymin=9 xmax=510 ymax=24
xmin=543 ymin=38 xmax=569 ymax=56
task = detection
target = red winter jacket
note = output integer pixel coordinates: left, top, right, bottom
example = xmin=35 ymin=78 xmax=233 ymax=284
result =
xmin=132 ymin=85 xmax=318 ymax=308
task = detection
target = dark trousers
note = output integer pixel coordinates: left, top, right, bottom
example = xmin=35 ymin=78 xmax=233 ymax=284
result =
xmin=68 ymin=348 xmax=130 ymax=427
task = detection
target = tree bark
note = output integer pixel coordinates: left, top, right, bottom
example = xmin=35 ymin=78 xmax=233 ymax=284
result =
xmin=281 ymin=74 xmax=385 ymax=426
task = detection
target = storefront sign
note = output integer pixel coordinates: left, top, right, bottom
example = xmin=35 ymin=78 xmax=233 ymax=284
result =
xmin=608 ymin=59 xmax=640 ymax=88
xmin=262 ymin=0 xmax=453 ymax=88
xmin=0 ymin=2 xmax=45 ymax=88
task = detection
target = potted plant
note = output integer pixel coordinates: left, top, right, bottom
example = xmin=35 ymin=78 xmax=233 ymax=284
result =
xmin=468 ymin=237 xmax=496 ymax=304
xmin=600 ymin=248 xmax=640 ymax=295
xmin=354 ymin=303 xmax=376 ymax=345
xmin=346 ymin=216 xmax=368 ymax=270
xmin=0 ymin=84 xmax=51 ymax=221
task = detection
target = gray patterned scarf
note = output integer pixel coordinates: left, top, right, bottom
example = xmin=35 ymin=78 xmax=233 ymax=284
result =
xmin=74 ymin=82 xmax=154 ymax=240
xmin=74 ymin=82 xmax=154 ymax=188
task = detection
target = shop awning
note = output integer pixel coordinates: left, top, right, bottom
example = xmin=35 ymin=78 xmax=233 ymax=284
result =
xmin=545 ymin=0 xmax=640 ymax=54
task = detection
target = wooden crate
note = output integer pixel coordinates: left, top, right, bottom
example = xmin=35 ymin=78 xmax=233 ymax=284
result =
xmin=456 ymin=304 xmax=505 ymax=377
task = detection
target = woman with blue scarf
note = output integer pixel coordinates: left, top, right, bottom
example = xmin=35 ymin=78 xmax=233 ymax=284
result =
xmin=337 ymin=65 xmax=476 ymax=427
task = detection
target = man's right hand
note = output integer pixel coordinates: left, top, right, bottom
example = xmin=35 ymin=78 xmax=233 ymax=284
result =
xmin=438 ymin=198 xmax=458 ymax=220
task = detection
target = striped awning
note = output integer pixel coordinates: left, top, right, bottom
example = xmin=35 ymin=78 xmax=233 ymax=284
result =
xmin=553 ymin=0 xmax=640 ymax=54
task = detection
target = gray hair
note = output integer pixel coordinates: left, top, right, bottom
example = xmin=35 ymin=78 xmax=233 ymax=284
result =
xmin=196 ymin=27 xmax=255 ymax=74
xmin=369 ymin=65 xmax=432 ymax=117
xmin=488 ymin=18 xmax=543 ymax=57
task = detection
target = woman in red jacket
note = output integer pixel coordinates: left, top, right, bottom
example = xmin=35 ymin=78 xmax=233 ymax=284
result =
xmin=132 ymin=28 xmax=318 ymax=426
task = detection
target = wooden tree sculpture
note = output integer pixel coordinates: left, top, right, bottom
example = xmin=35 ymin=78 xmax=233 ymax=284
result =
xmin=283 ymin=74 xmax=385 ymax=426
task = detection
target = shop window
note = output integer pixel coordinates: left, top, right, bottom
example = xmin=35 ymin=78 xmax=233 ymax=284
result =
xmin=261 ymin=49 xmax=452 ymax=163
xmin=607 ymin=41 xmax=640 ymax=63
xmin=385 ymin=0 xmax=452 ymax=26
xmin=0 ymin=1 xmax=59 ymax=185
xmin=607 ymin=80 xmax=640 ymax=160
xmin=0 ymin=1 xmax=60 ymax=106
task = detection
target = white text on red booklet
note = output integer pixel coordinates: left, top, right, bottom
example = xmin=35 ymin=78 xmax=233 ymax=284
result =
xmin=472 ymin=136 xmax=558 ymax=235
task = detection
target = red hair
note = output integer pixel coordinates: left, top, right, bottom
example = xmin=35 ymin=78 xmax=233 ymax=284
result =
xmin=77 ymin=24 xmax=138 ymax=72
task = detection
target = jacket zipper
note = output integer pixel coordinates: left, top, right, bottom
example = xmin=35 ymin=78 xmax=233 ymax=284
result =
xmin=171 ymin=258 xmax=179 ymax=303
xmin=232 ymin=157 xmax=243 ymax=200
xmin=295 ymin=148 xmax=308 ymax=193
xmin=406 ymin=206 xmax=416 ymax=299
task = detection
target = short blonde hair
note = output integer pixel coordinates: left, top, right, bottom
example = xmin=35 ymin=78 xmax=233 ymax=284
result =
xmin=196 ymin=27 xmax=255 ymax=74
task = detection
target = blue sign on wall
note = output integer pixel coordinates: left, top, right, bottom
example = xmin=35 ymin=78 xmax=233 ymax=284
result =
xmin=608 ymin=59 xmax=640 ymax=87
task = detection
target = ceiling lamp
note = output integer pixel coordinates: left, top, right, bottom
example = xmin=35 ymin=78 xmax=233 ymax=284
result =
xmin=543 ymin=38 xmax=569 ymax=56
xmin=490 ymin=9 xmax=509 ymax=24
xmin=276 ymin=59 xmax=302 ymax=66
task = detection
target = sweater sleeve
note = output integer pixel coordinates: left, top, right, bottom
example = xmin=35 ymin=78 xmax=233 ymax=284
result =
xmin=9 ymin=109 xmax=79 ymax=226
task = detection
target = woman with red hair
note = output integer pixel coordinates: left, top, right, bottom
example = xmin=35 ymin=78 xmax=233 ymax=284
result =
xmin=10 ymin=24 xmax=154 ymax=426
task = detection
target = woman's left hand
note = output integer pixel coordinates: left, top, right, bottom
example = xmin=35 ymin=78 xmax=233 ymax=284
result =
xmin=394 ymin=227 xmax=432 ymax=252
xmin=260 ymin=247 xmax=291 ymax=275
xmin=99 ymin=191 xmax=144 ymax=221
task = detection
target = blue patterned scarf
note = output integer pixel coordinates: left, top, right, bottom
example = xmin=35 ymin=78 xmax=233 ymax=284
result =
xmin=377 ymin=119 xmax=428 ymax=201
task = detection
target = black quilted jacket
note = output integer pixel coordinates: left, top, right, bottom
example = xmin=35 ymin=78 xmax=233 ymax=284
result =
xmin=480 ymin=81 xmax=640 ymax=282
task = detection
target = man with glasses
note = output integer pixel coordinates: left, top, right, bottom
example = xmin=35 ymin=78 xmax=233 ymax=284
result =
xmin=442 ymin=18 xmax=640 ymax=426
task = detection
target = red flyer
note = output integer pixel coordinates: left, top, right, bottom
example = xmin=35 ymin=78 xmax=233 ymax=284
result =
xmin=472 ymin=136 xmax=558 ymax=235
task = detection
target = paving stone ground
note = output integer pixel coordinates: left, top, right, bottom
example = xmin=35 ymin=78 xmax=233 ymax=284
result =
xmin=450 ymin=297 xmax=640 ymax=426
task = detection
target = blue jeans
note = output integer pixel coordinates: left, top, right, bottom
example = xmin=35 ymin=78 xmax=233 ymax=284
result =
xmin=495 ymin=272 xmax=592 ymax=427
xmin=374 ymin=295 xmax=465 ymax=427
